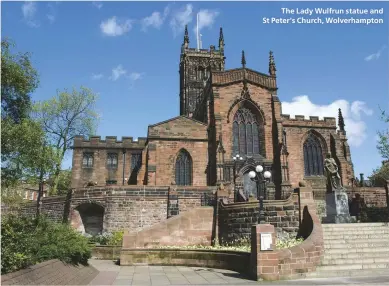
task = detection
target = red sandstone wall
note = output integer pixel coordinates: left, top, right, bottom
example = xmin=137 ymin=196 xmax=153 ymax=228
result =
xmin=348 ymin=187 xmax=388 ymax=208
xmin=213 ymin=82 xmax=273 ymax=160
xmin=122 ymin=207 xmax=214 ymax=248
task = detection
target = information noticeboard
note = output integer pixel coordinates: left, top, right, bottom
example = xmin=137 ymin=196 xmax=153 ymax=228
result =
xmin=260 ymin=233 xmax=273 ymax=251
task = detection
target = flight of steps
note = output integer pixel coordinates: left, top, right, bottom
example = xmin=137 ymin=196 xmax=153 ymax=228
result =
xmin=306 ymin=223 xmax=389 ymax=278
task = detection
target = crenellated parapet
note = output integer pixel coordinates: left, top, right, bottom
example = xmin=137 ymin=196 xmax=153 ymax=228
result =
xmin=281 ymin=114 xmax=336 ymax=129
xmin=212 ymin=68 xmax=277 ymax=91
xmin=73 ymin=135 xmax=147 ymax=150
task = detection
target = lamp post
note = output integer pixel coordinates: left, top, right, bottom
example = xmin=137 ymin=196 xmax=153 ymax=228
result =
xmin=232 ymin=154 xmax=243 ymax=202
xmin=249 ymin=165 xmax=271 ymax=224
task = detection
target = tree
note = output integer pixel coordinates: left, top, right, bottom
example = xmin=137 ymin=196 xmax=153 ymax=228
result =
xmin=47 ymin=169 xmax=72 ymax=195
xmin=377 ymin=109 xmax=389 ymax=161
xmin=33 ymin=87 xmax=99 ymax=193
xmin=369 ymin=109 xmax=389 ymax=187
xmin=1 ymin=38 xmax=39 ymax=123
xmin=1 ymin=118 xmax=59 ymax=211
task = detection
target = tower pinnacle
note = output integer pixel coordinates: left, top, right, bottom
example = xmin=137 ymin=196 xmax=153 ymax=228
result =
xmin=269 ymin=51 xmax=276 ymax=77
xmin=241 ymin=50 xmax=246 ymax=68
xmin=338 ymin=108 xmax=345 ymax=133
xmin=219 ymin=27 xmax=224 ymax=52
xmin=183 ymin=25 xmax=189 ymax=48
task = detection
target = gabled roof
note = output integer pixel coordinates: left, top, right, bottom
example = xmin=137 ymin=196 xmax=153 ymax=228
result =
xmin=148 ymin=115 xmax=208 ymax=141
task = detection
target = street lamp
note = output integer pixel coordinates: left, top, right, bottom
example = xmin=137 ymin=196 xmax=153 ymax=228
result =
xmin=249 ymin=165 xmax=271 ymax=224
xmin=232 ymin=155 xmax=243 ymax=201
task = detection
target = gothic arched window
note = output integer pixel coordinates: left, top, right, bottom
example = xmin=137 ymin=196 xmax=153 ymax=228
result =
xmin=303 ymin=133 xmax=324 ymax=176
xmin=175 ymin=150 xmax=192 ymax=186
xmin=232 ymin=108 xmax=261 ymax=156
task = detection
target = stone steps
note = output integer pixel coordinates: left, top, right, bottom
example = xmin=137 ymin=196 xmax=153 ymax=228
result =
xmin=324 ymin=238 xmax=389 ymax=245
xmin=323 ymin=234 xmax=389 ymax=240
xmin=323 ymin=230 xmax=389 ymax=236
xmin=325 ymin=246 xmax=389 ymax=254
xmin=324 ymin=242 xmax=389 ymax=249
xmin=321 ymin=223 xmax=389 ymax=228
xmin=324 ymin=251 xmax=389 ymax=260
xmin=322 ymin=257 xmax=389 ymax=265
xmin=306 ymin=268 xmax=389 ymax=278
xmin=306 ymin=223 xmax=389 ymax=279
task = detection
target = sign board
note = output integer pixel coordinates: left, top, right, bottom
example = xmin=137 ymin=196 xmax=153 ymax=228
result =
xmin=260 ymin=233 xmax=273 ymax=251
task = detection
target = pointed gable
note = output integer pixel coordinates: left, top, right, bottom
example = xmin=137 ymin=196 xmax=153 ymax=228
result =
xmin=148 ymin=116 xmax=207 ymax=140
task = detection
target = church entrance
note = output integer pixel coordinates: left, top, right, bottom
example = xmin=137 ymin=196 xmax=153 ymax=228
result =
xmin=243 ymin=172 xmax=257 ymax=199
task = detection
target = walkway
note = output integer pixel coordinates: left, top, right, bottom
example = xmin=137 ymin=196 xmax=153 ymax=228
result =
xmin=88 ymin=260 xmax=389 ymax=286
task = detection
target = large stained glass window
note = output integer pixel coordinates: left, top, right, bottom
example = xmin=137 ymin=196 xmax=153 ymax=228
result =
xmin=232 ymin=108 xmax=261 ymax=156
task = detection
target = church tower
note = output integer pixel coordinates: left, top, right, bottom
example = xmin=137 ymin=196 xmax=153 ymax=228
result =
xmin=179 ymin=26 xmax=226 ymax=116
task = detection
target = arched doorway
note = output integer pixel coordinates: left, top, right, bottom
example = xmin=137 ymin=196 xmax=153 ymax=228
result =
xmin=75 ymin=203 xmax=104 ymax=235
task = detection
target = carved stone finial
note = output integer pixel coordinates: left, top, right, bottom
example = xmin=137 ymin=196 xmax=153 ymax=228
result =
xmin=299 ymin=181 xmax=306 ymax=187
xmin=219 ymin=27 xmax=224 ymax=43
xmin=269 ymin=51 xmax=276 ymax=77
xmin=241 ymin=50 xmax=246 ymax=68
xmin=183 ymin=25 xmax=189 ymax=46
xmin=219 ymin=183 xmax=225 ymax=190
xmin=338 ymin=108 xmax=345 ymax=133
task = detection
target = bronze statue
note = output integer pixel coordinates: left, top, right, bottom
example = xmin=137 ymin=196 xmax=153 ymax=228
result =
xmin=324 ymin=153 xmax=342 ymax=190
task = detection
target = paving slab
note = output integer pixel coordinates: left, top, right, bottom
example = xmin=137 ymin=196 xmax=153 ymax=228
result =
xmin=88 ymin=260 xmax=389 ymax=286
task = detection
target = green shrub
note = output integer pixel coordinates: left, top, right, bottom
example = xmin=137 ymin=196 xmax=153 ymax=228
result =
xmin=88 ymin=231 xmax=124 ymax=246
xmin=1 ymin=215 xmax=92 ymax=274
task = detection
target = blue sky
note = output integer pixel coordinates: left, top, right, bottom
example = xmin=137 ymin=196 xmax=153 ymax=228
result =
xmin=2 ymin=1 xmax=388 ymax=178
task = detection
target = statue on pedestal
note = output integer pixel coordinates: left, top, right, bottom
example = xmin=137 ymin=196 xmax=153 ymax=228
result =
xmin=324 ymin=153 xmax=342 ymax=191
xmin=323 ymin=153 xmax=355 ymax=223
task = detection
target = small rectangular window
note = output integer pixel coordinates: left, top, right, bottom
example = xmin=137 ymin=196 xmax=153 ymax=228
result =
xmin=107 ymin=153 xmax=118 ymax=169
xmin=82 ymin=152 xmax=94 ymax=168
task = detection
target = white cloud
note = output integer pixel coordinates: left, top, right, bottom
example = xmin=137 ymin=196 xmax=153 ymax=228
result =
xmin=364 ymin=45 xmax=387 ymax=61
xmin=100 ymin=17 xmax=133 ymax=36
xmin=22 ymin=1 xmax=39 ymax=27
xmin=91 ymin=73 xmax=104 ymax=80
xmin=142 ymin=7 xmax=170 ymax=31
xmin=109 ymin=65 xmax=127 ymax=81
xmin=170 ymin=4 xmax=193 ymax=37
xmin=128 ymin=72 xmax=144 ymax=81
xmin=46 ymin=3 xmax=57 ymax=24
xmin=281 ymin=95 xmax=373 ymax=147
xmin=92 ymin=1 xmax=103 ymax=9
xmin=192 ymin=9 xmax=219 ymax=34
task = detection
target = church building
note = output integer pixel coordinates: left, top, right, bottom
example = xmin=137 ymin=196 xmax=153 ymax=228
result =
xmin=71 ymin=26 xmax=355 ymax=200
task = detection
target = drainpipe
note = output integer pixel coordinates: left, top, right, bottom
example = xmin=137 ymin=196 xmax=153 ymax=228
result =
xmin=122 ymin=149 xmax=126 ymax=185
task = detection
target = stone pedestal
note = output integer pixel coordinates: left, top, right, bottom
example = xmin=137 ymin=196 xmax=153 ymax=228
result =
xmin=324 ymin=189 xmax=356 ymax=223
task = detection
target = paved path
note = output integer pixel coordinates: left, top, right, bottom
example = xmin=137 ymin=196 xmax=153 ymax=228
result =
xmin=88 ymin=260 xmax=389 ymax=286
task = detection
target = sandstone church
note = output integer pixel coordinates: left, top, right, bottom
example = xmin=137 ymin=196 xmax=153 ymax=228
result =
xmin=71 ymin=26 xmax=355 ymax=200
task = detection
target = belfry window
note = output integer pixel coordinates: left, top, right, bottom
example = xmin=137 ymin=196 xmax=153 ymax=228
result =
xmin=232 ymin=108 xmax=260 ymax=156
xmin=303 ymin=133 xmax=324 ymax=176
xmin=175 ymin=150 xmax=192 ymax=186
xmin=82 ymin=153 xmax=94 ymax=168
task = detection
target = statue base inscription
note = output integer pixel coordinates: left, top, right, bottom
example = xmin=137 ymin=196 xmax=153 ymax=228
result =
xmin=323 ymin=190 xmax=356 ymax=224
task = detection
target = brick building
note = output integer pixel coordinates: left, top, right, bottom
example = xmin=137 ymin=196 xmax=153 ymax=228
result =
xmin=71 ymin=26 xmax=354 ymax=200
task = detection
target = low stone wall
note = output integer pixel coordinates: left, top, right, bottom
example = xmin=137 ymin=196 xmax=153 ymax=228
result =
xmin=347 ymin=186 xmax=388 ymax=208
xmin=2 ymin=186 xmax=216 ymax=234
xmin=251 ymin=186 xmax=324 ymax=280
xmin=91 ymin=245 xmax=121 ymax=260
xmin=1 ymin=259 xmax=98 ymax=285
xmin=122 ymin=207 xmax=214 ymax=249
xmin=218 ymin=192 xmax=300 ymax=244
xmin=120 ymin=249 xmax=250 ymax=274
